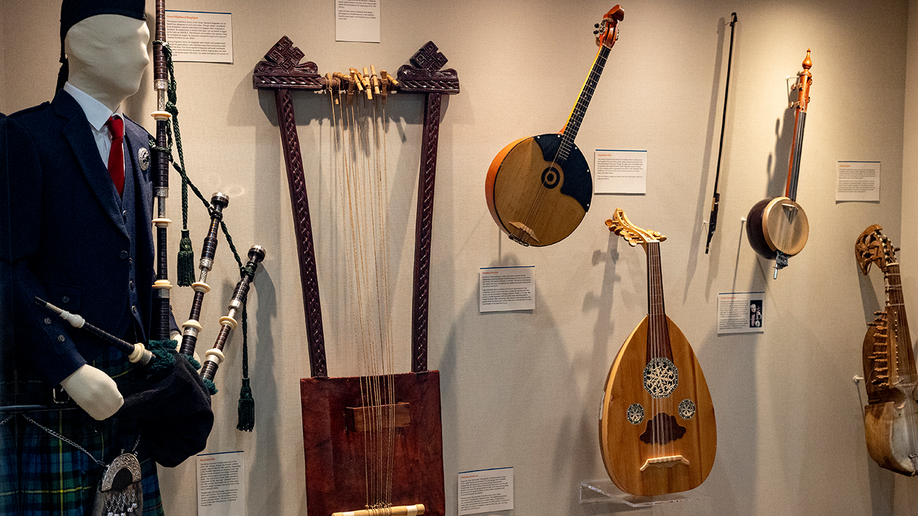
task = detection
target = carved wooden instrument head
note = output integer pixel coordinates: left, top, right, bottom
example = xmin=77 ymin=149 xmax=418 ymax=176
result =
xmin=856 ymin=224 xmax=896 ymax=275
xmin=792 ymin=49 xmax=813 ymax=113
xmin=595 ymin=5 xmax=625 ymax=50
xmin=605 ymin=208 xmax=666 ymax=250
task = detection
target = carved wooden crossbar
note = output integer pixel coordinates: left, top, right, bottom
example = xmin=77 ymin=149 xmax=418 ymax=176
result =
xmin=253 ymin=36 xmax=459 ymax=377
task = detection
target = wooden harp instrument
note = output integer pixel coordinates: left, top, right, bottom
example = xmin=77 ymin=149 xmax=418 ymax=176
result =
xmin=746 ymin=49 xmax=812 ymax=278
xmin=253 ymin=38 xmax=459 ymax=515
xmin=855 ymin=225 xmax=918 ymax=475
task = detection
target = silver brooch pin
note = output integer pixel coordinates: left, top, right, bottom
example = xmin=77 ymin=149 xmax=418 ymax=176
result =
xmin=138 ymin=148 xmax=150 ymax=171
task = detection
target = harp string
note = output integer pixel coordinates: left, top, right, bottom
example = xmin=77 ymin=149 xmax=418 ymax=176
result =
xmin=333 ymin=77 xmax=396 ymax=509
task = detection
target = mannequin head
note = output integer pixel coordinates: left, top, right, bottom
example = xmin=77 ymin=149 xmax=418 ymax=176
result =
xmin=64 ymin=14 xmax=150 ymax=112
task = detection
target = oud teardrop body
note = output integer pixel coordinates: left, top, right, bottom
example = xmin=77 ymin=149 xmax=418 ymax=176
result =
xmin=600 ymin=209 xmax=717 ymax=496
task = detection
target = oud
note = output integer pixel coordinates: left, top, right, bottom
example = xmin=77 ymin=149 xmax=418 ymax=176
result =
xmin=484 ymin=6 xmax=623 ymax=247
xmin=855 ymin=224 xmax=918 ymax=475
xmin=600 ymin=209 xmax=716 ymax=496
xmin=746 ymin=49 xmax=812 ymax=278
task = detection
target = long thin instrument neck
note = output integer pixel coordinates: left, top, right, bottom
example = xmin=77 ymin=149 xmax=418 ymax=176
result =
xmin=558 ymin=45 xmax=610 ymax=162
xmin=886 ymin=263 xmax=917 ymax=382
xmin=785 ymin=110 xmax=806 ymax=200
xmin=646 ymin=241 xmax=672 ymax=361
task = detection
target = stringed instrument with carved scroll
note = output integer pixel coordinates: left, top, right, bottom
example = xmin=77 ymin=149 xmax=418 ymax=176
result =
xmin=600 ymin=209 xmax=716 ymax=496
xmin=856 ymin=224 xmax=918 ymax=476
xmin=484 ymin=6 xmax=623 ymax=247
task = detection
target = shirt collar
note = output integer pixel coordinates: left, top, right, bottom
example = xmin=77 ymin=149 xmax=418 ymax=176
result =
xmin=63 ymin=82 xmax=123 ymax=131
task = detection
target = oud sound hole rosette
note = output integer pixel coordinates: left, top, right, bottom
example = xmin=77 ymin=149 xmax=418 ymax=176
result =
xmin=643 ymin=357 xmax=678 ymax=398
xmin=678 ymin=399 xmax=696 ymax=420
xmin=626 ymin=403 xmax=644 ymax=425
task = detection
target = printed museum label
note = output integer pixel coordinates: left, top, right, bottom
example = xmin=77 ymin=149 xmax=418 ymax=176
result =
xmin=336 ymin=0 xmax=381 ymax=43
xmin=836 ymin=160 xmax=880 ymax=202
xmin=197 ymin=451 xmax=245 ymax=516
xmin=165 ymin=11 xmax=233 ymax=64
xmin=717 ymin=291 xmax=765 ymax=334
xmin=479 ymin=266 xmax=535 ymax=313
xmin=595 ymin=149 xmax=647 ymax=194
xmin=458 ymin=467 xmax=514 ymax=515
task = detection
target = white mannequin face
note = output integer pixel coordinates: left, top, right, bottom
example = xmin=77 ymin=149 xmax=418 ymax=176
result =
xmin=64 ymin=14 xmax=150 ymax=112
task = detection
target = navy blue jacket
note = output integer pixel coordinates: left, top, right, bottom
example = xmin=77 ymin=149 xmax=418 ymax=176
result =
xmin=4 ymin=90 xmax=156 ymax=386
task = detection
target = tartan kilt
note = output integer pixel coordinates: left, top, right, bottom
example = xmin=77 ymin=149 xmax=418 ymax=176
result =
xmin=0 ymin=346 xmax=164 ymax=516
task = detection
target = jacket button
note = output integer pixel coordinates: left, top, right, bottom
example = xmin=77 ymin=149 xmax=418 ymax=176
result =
xmin=120 ymin=250 xmax=129 ymax=259
xmin=44 ymin=317 xmax=51 ymax=325
xmin=61 ymin=296 xmax=70 ymax=304
xmin=57 ymin=335 xmax=65 ymax=343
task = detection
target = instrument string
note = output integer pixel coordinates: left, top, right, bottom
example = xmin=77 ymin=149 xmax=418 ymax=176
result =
xmin=337 ymin=79 xmax=398 ymax=509
xmin=332 ymin=84 xmax=371 ymax=507
xmin=374 ymin=94 xmax=397 ymax=507
xmin=648 ymin=242 xmax=659 ymax=462
xmin=888 ymin=264 xmax=918 ymax=464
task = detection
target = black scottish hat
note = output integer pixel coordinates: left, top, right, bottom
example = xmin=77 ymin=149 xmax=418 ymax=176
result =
xmin=57 ymin=0 xmax=147 ymax=92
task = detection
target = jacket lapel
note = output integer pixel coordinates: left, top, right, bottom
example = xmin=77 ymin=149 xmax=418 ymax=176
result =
xmin=53 ymin=91 xmax=129 ymax=238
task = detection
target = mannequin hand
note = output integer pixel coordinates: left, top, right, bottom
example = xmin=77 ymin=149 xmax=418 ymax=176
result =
xmin=59 ymin=364 xmax=124 ymax=420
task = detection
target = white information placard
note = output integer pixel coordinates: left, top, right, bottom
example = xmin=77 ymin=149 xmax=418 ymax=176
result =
xmin=479 ymin=266 xmax=535 ymax=313
xmin=717 ymin=292 xmax=765 ymax=334
xmin=165 ymin=11 xmax=233 ymax=64
xmin=197 ymin=451 xmax=245 ymax=516
xmin=336 ymin=0 xmax=381 ymax=43
xmin=458 ymin=467 xmax=514 ymax=516
xmin=594 ymin=149 xmax=647 ymax=194
xmin=836 ymin=161 xmax=880 ymax=201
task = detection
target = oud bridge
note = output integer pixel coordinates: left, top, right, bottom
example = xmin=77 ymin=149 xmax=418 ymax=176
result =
xmin=639 ymin=455 xmax=690 ymax=472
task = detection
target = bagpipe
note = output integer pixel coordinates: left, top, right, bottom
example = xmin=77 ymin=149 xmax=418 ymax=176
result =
xmin=26 ymin=0 xmax=267 ymax=466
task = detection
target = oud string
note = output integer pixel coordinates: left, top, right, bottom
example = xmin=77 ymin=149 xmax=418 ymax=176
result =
xmin=648 ymin=241 xmax=660 ymax=464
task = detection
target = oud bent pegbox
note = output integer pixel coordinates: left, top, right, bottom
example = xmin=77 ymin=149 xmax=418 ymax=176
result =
xmin=600 ymin=209 xmax=716 ymax=496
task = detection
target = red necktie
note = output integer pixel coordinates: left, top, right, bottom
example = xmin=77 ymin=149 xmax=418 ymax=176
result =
xmin=106 ymin=115 xmax=124 ymax=196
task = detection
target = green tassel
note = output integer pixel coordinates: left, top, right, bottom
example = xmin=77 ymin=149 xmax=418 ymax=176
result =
xmin=147 ymin=339 xmax=176 ymax=379
xmin=177 ymin=229 xmax=195 ymax=287
xmin=236 ymin=378 xmax=255 ymax=432
xmin=181 ymin=353 xmax=202 ymax=371
xmin=203 ymin=377 xmax=217 ymax=396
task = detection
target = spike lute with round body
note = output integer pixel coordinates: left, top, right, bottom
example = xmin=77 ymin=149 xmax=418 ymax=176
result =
xmin=746 ymin=50 xmax=812 ymax=277
xmin=599 ymin=209 xmax=716 ymax=496
xmin=484 ymin=6 xmax=623 ymax=247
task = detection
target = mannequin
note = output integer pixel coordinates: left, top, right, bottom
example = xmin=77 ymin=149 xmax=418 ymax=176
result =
xmin=0 ymin=2 xmax=175 ymax=514
xmin=57 ymin=13 xmax=151 ymax=423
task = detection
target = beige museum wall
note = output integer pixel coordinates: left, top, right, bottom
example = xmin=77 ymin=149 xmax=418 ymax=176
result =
xmin=4 ymin=0 xmax=918 ymax=514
